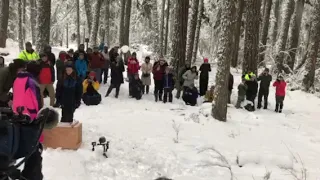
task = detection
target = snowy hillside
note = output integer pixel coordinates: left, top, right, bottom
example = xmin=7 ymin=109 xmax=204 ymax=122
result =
xmin=2 ymin=44 xmax=320 ymax=180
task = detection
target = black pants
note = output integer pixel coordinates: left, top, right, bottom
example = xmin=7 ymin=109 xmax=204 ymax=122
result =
xmin=142 ymin=85 xmax=150 ymax=94
xmin=101 ymin=68 xmax=109 ymax=84
xmin=275 ymin=95 xmax=285 ymax=111
xmin=106 ymin=84 xmax=121 ymax=97
xmin=128 ymin=74 xmax=135 ymax=96
xmin=257 ymin=89 xmax=269 ymax=108
xmin=154 ymin=80 xmax=163 ymax=101
xmin=199 ymin=78 xmax=208 ymax=96
xmin=61 ymin=107 xmax=75 ymax=122
xmin=21 ymin=144 xmax=43 ymax=180
xmin=163 ymin=88 xmax=173 ymax=103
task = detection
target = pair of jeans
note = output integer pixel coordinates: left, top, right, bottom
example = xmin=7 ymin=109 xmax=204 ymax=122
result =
xmin=92 ymin=68 xmax=102 ymax=83
xmin=163 ymin=88 xmax=173 ymax=103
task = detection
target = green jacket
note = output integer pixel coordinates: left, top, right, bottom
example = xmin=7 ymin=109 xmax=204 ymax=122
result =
xmin=18 ymin=50 xmax=39 ymax=61
xmin=238 ymin=83 xmax=247 ymax=97
xmin=0 ymin=67 xmax=15 ymax=102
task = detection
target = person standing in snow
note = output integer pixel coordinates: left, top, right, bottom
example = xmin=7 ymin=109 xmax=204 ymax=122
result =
xmin=101 ymin=46 xmax=110 ymax=84
xmin=73 ymin=44 xmax=87 ymax=62
xmin=244 ymin=74 xmax=258 ymax=111
xmin=38 ymin=53 xmax=55 ymax=106
xmin=162 ymin=66 xmax=175 ymax=103
xmin=54 ymin=51 xmax=70 ymax=107
xmin=235 ymin=76 xmax=247 ymax=109
xmin=105 ymin=57 xmax=125 ymax=98
xmin=89 ymin=47 xmax=105 ymax=83
xmin=199 ymin=58 xmax=211 ymax=96
xmin=257 ymin=68 xmax=272 ymax=109
xmin=127 ymin=52 xmax=140 ymax=96
xmin=44 ymin=45 xmax=56 ymax=66
xmin=140 ymin=56 xmax=153 ymax=94
xmin=57 ymin=63 xmax=82 ymax=122
xmin=75 ymin=52 xmax=88 ymax=81
xmin=176 ymin=64 xmax=191 ymax=98
xmin=18 ymin=42 xmax=40 ymax=61
xmin=228 ymin=72 xmax=234 ymax=104
xmin=152 ymin=58 xmax=168 ymax=102
xmin=273 ymin=74 xmax=287 ymax=113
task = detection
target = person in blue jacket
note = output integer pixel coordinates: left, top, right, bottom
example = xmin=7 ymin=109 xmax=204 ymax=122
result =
xmin=162 ymin=66 xmax=175 ymax=103
xmin=75 ymin=52 xmax=87 ymax=81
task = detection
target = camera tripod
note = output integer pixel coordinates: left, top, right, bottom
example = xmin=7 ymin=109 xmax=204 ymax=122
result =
xmin=91 ymin=137 xmax=110 ymax=158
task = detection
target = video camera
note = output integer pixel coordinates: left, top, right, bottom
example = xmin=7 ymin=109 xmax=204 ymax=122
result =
xmin=0 ymin=106 xmax=58 ymax=180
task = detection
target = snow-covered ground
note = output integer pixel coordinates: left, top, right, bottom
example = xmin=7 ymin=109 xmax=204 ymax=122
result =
xmin=2 ymin=42 xmax=320 ymax=180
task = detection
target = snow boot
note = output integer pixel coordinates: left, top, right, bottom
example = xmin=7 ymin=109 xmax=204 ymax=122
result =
xmin=146 ymin=85 xmax=149 ymax=94
xmin=275 ymin=103 xmax=279 ymax=112
xmin=154 ymin=92 xmax=158 ymax=102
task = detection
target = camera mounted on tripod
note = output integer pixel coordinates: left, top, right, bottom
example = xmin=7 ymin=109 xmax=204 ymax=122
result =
xmin=91 ymin=137 xmax=110 ymax=158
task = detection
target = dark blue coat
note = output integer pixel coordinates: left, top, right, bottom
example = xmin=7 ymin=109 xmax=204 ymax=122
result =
xmin=56 ymin=76 xmax=82 ymax=108
xmin=163 ymin=73 xmax=174 ymax=89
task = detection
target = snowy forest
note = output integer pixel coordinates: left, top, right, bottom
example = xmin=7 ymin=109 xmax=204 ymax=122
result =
xmin=1 ymin=0 xmax=320 ymax=179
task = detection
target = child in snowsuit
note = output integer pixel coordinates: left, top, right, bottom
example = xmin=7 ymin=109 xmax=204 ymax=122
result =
xmin=57 ymin=64 xmax=82 ymax=122
xmin=75 ymin=52 xmax=88 ymax=81
xmin=273 ymin=74 xmax=287 ymax=113
xmin=204 ymin=85 xmax=215 ymax=103
xmin=82 ymin=71 xmax=101 ymax=105
xmin=199 ymin=58 xmax=211 ymax=96
xmin=182 ymin=85 xmax=198 ymax=106
xmin=162 ymin=66 xmax=175 ymax=103
xmin=131 ymin=73 xmax=143 ymax=100
xmin=235 ymin=77 xmax=247 ymax=109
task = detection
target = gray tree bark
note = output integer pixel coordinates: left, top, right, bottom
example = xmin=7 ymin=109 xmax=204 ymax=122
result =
xmin=159 ymin=0 xmax=166 ymax=57
xmin=18 ymin=0 xmax=24 ymax=51
xmin=76 ymin=0 xmax=80 ymax=46
xmin=212 ymin=0 xmax=234 ymax=122
xmin=0 ymin=0 xmax=9 ymax=48
xmin=123 ymin=0 xmax=132 ymax=46
xmin=84 ymin=0 xmax=92 ymax=35
xmin=186 ymin=0 xmax=200 ymax=65
xmin=89 ymin=0 xmax=103 ymax=47
xmin=258 ymin=0 xmax=272 ymax=64
xmin=242 ymin=0 xmax=261 ymax=74
xmin=29 ymin=0 xmax=37 ymax=43
xmin=119 ymin=0 xmax=126 ymax=46
xmin=231 ymin=0 xmax=244 ymax=67
xmin=271 ymin=0 xmax=281 ymax=46
xmin=192 ymin=0 xmax=204 ymax=63
xmin=35 ymin=0 xmax=51 ymax=53
xmin=164 ymin=0 xmax=170 ymax=55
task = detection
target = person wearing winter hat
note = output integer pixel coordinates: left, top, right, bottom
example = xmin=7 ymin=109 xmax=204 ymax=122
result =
xmin=18 ymin=42 xmax=40 ymax=61
xmin=57 ymin=63 xmax=82 ymax=122
xmin=82 ymin=71 xmax=102 ymax=105
xmin=257 ymin=67 xmax=272 ymax=109
xmin=0 ymin=59 xmax=26 ymax=107
xmin=38 ymin=53 xmax=55 ymax=106
xmin=273 ymin=74 xmax=286 ymax=113
xmin=199 ymin=57 xmax=211 ymax=96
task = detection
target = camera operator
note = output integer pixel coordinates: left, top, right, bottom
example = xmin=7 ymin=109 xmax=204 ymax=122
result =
xmin=257 ymin=68 xmax=272 ymax=109
xmin=11 ymin=62 xmax=44 ymax=180
xmin=0 ymin=59 xmax=26 ymax=107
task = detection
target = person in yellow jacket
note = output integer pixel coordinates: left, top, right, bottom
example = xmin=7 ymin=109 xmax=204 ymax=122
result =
xmin=82 ymin=71 xmax=101 ymax=105
xmin=244 ymin=72 xmax=256 ymax=81
xmin=18 ymin=42 xmax=39 ymax=61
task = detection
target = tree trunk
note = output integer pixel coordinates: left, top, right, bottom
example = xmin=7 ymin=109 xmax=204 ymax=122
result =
xmin=30 ymin=0 xmax=37 ymax=43
xmin=271 ymin=0 xmax=281 ymax=46
xmin=192 ymin=0 xmax=204 ymax=63
xmin=186 ymin=0 xmax=200 ymax=65
xmin=159 ymin=0 xmax=166 ymax=57
xmin=164 ymin=0 xmax=170 ymax=55
xmin=171 ymin=0 xmax=189 ymax=90
xmin=302 ymin=2 xmax=320 ymax=92
xmin=35 ymin=0 xmax=51 ymax=52
xmin=76 ymin=0 xmax=80 ymax=46
xmin=275 ymin=0 xmax=295 ymax=73
xmin=211 ymin=0 xmax=234 ymax=122
xmin=89 ymin=0 xmax=103 ymax=47
xmin=258 ymin=0 xmax=272 ymax=65
xmin=242 ymin=0 xmax=261 ymax=74
xmin=66 ymin=22 xmax=69 ymax=48
xmin=123 ymin=0 xmax=132 ymax=46
xmin=231 ymin=0 xmax=244 ymax=67
xmin=84 ymin=0 xmax=92 ymax=35
xmin=287 ymin=0 xmax=305 ymax=71
xmin=119 ymin=0 xmax=126 ymax=46
xmin=0 ymin=0 xmax=9 ymax=48
xmin=151 ymin=0 xmax=160 ymax=54
xmin=104 ymin=0 xmax=110 ymax=44
xmin=22 ymin=0 xmax=26 ymax=43
xmin=18 ymin=0 xmax=24 ymax=51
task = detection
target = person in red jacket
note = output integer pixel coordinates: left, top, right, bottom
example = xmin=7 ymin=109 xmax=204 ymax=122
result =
xmin=127 ymin=52 xmax=140 ymax=96
xmin=89 ymin=47 xmax=105 ymax=83
xmin=38 ymin=53 xmax=55 ymax=106
xmin=273 ymin=74 xmax=287 ymax=113
xmin=152 ymin=58 xmax=168 ymax=102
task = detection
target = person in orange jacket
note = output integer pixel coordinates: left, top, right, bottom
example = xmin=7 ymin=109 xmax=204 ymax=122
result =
xmin=82 ymin=71 xmax=101 ymax=105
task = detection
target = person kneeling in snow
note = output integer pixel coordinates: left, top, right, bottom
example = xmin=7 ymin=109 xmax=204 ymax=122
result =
xmin=273 ymin=74 xmax=287 ymax=113
xmin=182 ymin=85 xmax=198 ymax=106
xmin=82 ymin=71 xmax=102 ymax=105
xmin=131 ymin=73 xmax=143 ymax=100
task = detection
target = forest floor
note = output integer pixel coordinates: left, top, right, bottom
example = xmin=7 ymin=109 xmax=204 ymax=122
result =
xmin=1 ymin=41 xmax=320 ymax=180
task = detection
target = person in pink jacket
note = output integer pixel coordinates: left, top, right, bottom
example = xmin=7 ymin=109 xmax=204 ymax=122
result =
xmin=12 ymin=65 xmax=43 ymax=180
xmin=273 ymin=74 xmax=287 ymax=113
